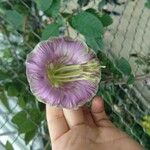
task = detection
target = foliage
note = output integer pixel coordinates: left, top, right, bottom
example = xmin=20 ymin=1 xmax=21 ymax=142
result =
xmin=70 ymin=11 xmax=104 ymax=37
xmin=41 ymin=23 xmax=60 ymax=40
xmin=34 ymin=0 xmax=53 ymax=11
xmin=0 ymin=0 xmax=149 ymax=149
xmin=5 ymin=141 xmax=14 ymax=150
xmin=141 ymin=115 xmax=150 ymax=136
xmin=5 ymin=10 xmax=24 ymax=30
xmin=145 ymin=0 xmax=150 ymax=9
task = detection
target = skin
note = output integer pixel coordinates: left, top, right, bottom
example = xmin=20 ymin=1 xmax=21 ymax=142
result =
xmin=46 ymin=96 xmax=143 ymax=150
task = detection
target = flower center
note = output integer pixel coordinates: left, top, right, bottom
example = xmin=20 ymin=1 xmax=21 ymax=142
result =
xmin=47 ymin=60 xmax=101 ymax=88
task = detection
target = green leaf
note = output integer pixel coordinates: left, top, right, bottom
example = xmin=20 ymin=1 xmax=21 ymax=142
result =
xmin=3 ymin=48 xmax=12 ymax=58
xmin=85 ymin=8 xmax=98 ymax=15
xmin=5 ymin=10 xmax=24 ymax=29
xmin=27 ymin=108 xmax=42 ymax=124
xmin=0 ymin=1 xmax=11 ymax=12
xmin=102 ymin=91 xmax=113 ymax=104
xmin=45 ymin=0 xmax=60 ymax=17
xmin=7 ymin=85 xmax=18 ymax=97
xmin=12 ymin=111 xmax=26 ymax=125
xmin=70 ymin=11 xmax=104 ymax=37
xmin=12 ymin=111 xmax=37 ymax=133
xmin=0 ymin=91 xmax=10 ymax=110
xmin=41 ymin=23 xmax=60 ymax=40
xmin=100 ymin=14 xmax=113 ymax=27
xmin=5 ymin=141 xmax=14 ymax=150
xmin=77 ymin=0 xmax=90 ymax=7
xmin=35 ymin=0 xmax=53 ymax=11
xmin=11 ymin=110 xmax=38 ymax=144
xmin=116 ymin=57 xmax=132 ymax=76
xmin=18 ymin=95 xmax=26 ymax=108
xmin=86 ymin=37 xmax=104 ymax=53
xmin=85 ymin=8 xmax=113 ymax=27
xmin=0 ymin=70 xmax=10 ymax=81
xmin=127 ymin=74 xmax=135 ymax=85
xmin=19 ymin=119 xmax=36 ymax=133
xmin=145 ymin=0 xmax=150 ymax=9
xmin=24 ymin=129 xmax=37 ymax=145
xmin=14 ymin=4 xmax=29 ymax=15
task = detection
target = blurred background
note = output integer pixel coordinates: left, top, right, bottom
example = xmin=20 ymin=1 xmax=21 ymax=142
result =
xmin=0 ymin=0 xmax=150 ymax=149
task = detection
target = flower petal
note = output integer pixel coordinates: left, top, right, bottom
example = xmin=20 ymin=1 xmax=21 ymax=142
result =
xmin=26 ymin=37 xmax=100 ymax=109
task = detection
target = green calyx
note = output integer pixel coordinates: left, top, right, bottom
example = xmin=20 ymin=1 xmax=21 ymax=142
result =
xmin=47 ymin=60 xmax=102 ymax=88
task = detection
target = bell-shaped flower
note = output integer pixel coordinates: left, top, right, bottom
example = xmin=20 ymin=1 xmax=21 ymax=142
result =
xmin=26 ymin=37 xmax=101 ymax=109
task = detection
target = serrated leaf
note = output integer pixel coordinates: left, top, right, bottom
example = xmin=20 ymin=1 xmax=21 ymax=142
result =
xmin=5 ymin=10 xmax=24 ymax=30
xmin=12 ymin=111 xmax=37 ymax=133
xmin=45 ymin=0 xmax=60 ymax=17
xmin=41 ymin=23 xmax=60 ymax=40
xmin=70 ymin=11 xmax=104 ymax=37
xmin=35 ymin=0 xmax=53 ymax=11
xmin=86 ymin=37 xmax=104 ymax=53
xmin=5 ymin=141 xmax=14 ymax=150
xmin=100 ymin=14 xmax=113 ymax=27
xmin=127 ymin=74 xmax=135 ymax=85
xmin=116 ymin=57 xmax=132 ymax=76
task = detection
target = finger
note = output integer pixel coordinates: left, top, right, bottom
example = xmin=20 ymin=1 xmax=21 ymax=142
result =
xmin=46 ymin=105 xmax=69 ymax=142
xmin=91 ymin=97 xmax=114 ymax=127
xmin=83 ymin=107 xmax=96 ymax=127
xmin=63 ymin=107 xmax=85 ymax=128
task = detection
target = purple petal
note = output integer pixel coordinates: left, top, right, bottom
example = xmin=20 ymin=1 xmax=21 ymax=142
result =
xmin=26 ymin=37 xmax=100 ymax=109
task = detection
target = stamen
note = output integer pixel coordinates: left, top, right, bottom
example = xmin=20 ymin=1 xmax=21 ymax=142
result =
xmin=55 ymin=64 xmax=81 ymax=72
xmin=47 ymin=60 xmax=101 ymax=88
xmin=55 ymin=74 xmax=81 ymax=79
xmin=57 ymin=77 xmax=86 ymax=82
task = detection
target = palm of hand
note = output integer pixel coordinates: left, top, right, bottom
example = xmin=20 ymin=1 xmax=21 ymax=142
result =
xmin=46 ymin=97 xmax=143 ymax=150
xmin=53 ymin=125 xmax=128 ymax=150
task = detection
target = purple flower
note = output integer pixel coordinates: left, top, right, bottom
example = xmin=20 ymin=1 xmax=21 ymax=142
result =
xmin=26 ymin=37 xmax=101 ymax=109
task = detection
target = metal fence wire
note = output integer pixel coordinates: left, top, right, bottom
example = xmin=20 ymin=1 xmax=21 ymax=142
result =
xmin=0 ymin=0 xmax=150 ymax=150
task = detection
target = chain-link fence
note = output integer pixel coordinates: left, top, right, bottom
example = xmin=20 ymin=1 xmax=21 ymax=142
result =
xmin=0 ymin=0 xmax=150 ymax=150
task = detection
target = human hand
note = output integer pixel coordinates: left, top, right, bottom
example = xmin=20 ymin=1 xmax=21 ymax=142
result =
xmin=46 ymin=97 xmax=143 ymax=150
